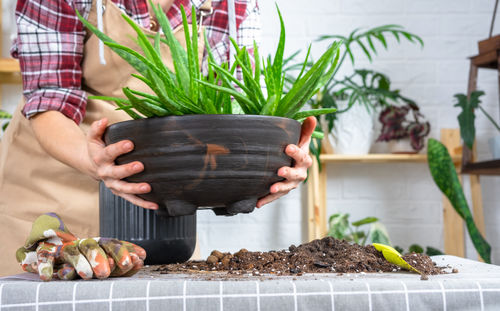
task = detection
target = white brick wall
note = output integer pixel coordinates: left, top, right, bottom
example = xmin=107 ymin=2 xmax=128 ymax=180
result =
xmin=203 ymin=0 xmax=500 ymax=261
xmin=2 ymin=0 xmax=500 ymax=262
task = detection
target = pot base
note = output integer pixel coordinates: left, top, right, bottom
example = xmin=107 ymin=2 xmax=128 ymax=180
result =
xmin=99 ymin=183 xmax=196 ymax=264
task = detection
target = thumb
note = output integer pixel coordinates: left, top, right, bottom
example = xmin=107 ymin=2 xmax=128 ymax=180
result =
xmin=298 ymin=116 xmax=317 ymax=147
xmin=88 ymin=118 xmax=108 ymax=144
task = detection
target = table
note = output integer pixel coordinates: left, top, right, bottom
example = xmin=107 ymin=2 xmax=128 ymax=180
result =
xmin=1 ymin=256 xmax=499 ymax=310
xmin=305 ymin=129 xmax=485 ymax=260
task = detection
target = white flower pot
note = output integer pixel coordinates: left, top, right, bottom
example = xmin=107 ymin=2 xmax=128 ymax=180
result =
xmin=489 ymin=135 xmax=500 ymax=159
xmin=388 ymin=138 xmax=416 ymax=154
xmin=328 ymin=103 xmax=375 ymax=155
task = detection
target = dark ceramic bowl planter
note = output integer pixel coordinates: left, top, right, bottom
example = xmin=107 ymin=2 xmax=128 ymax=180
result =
xmin=103 ymin=114 xmax=301 ymax=216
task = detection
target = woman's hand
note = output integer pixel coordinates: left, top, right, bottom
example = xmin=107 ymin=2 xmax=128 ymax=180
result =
xmin=87 ymin=118 xmax=158 ymax=210
xmin=256 ymin=116 xmax=317 ymax=208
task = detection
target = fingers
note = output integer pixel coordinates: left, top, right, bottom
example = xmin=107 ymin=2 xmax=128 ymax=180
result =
xmin=55 ymin=263 xmax=77 ymax=280
xmin=98 ymin=238 xmax=134 ymax=276
xmin=111 ymin=192 xmax=159 ymax=210
xmin=256 ymin=192 xmax=285 ymax=209
xmin=120 ymin=241 xmax=146 ymax=277
xmin=88 ymin=118 xmax=108 ymax=145
xmin=36 ymin=243 xmax=57 ymax=281
xmin=277 ymin=166 xmax=308 ymax=183
xmin=298 ymin=116 xmax=317 ymax=147
xmin=122 ymin=241 xmax=147 ymax=261
xmin=78 ymin=238 xmax=111 ymax=279
xmin=93 ymin=140 xmax=134 ymax=165
xmin=61 ymin=241 xmax=94 ymax=280
xmin=16 ymin=248 xmax=38 ymax=274
xmin=285 ymin=144 xmax=313 ymax=169
xmin=257 ymin=145 xmax=311 ymax=209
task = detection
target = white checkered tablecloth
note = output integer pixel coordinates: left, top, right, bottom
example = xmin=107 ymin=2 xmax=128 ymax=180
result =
xmin=1 ymin=255 xmax=500 ymax=311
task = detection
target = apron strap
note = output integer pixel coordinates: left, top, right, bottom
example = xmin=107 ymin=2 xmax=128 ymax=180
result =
xmin=227 ymin=0 xmax=236 ymax=67
xmin=96 ymin=0 xmax=107 ymax=65
xmin=200 ymin=0 xmax=212 ymax=12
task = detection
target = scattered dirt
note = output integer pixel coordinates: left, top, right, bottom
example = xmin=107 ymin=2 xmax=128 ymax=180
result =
xmin=151 ymin=237 xmax=446 ymax=279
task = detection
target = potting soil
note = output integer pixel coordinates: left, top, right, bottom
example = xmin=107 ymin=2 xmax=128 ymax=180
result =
xmin=153 ymin=237 xmax=444 ymax=278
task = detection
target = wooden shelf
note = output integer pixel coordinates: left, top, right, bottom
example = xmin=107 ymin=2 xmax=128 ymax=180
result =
xmin=0 ymin=58 xmax=20 ymax=73
xmin=462 ymin=159 xmax=500 ymax=175
xmin=319 ymin=153 xmax=461 ymax=164
xmin=0 ymin=58 xmax=22 ymax=84
xmin=470 ymin=51 xmax=498 ymax=69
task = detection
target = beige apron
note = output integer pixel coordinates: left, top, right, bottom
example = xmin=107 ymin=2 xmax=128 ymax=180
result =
xmin=0 ymin=0 xmax=207 ymax=276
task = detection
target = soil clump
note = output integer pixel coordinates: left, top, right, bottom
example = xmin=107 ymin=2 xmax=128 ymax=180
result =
xmin=154 ymin=237 xmax=444 ymax=277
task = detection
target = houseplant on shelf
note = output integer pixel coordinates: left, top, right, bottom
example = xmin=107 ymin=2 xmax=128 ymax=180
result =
xmin=454 ymin=90 xmax=500 ymax=159
xmin=286 ymin=25 xmax=424 ymax=157
xmin=77 ymin=3 xmax=340 ymax=218
xmin=375 ymin=101 xmax=430 ymax=153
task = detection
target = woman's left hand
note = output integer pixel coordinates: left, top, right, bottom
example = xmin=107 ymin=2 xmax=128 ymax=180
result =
xmin=256 ymin=116 xmax=317 ymax=208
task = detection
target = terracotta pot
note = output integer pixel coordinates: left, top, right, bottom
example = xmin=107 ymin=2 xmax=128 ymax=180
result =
xmin=104 ymin=115 xmax=301 ymax=216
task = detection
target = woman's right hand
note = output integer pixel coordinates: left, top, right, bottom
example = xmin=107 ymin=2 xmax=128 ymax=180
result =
xmin=87 ymin=118 xmax=159 ymax=210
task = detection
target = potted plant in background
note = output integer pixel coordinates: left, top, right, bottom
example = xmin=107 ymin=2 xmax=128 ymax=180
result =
xmin=78 ymin=4 xmax=340 ymax=263
xmin=286 ymin=25 xmax=427 ymax=157
xmin=454 ymin=90 xmax=500 ymax=159
xmin=327 ymin=212 xmax=391 ymax=246
xmin=375 ymin=101 xmax=430 ymax=153
xmin=326 ymin=212 xmax=443 ymax=256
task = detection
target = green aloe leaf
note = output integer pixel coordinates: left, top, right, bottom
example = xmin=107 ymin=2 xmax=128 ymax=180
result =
xmin=427 ymin=138 xmax=491 ymax=263
xmin=311 ymin=130 xmax=324 ymax=139
xmin=292 ymin=108 xmax=337 ymax=120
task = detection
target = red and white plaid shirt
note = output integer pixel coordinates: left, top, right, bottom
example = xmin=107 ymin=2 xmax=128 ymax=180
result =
xmin=11 ymin=0 xmax=260 ymax=124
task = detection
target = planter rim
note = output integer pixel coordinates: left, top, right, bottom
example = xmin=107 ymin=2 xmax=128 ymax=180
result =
xmin=107 ymin=114 xmax=301 ymax=131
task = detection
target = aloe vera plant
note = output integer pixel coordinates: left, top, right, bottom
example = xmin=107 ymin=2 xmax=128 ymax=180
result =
xmin=76 ymin=3 xmax=339 ymax=127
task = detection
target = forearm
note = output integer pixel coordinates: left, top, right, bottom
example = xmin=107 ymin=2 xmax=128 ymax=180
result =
xmin=30 ymin=111 xmax=96 ymax=179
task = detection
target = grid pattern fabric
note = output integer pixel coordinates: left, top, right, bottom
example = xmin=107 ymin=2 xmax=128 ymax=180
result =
xmin=1 ymin=255 xmax=500 ymax=311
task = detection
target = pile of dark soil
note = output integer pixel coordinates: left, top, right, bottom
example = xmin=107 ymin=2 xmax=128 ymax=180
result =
xmin=154 ymin=237 xmax=445 ymax=278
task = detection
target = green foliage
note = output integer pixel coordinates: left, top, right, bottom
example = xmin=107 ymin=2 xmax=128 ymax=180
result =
xmin=408 ymin=244 xmax=424 ymax=254
xmin=327 ymin=213 xmax=390 ymax=246
xmin=427 ymin=138 xmax=491 ymax=263
xmin=77 ymin=4 xmax=339 ymax=122
xmin=283 ymin=25 xmax=423 ymax=161
xmin=394 ymin=244 xmax=444 ymax=256
xmin=314 ymin=24 xmax=423 ymax=113
xmin=317 ymin=25 xmax=423 ymax=68
xmin=0 ymin=110 xmax=12 ymax=132
xmin=204 ymin=6 xmax=340 ymax=120
xmin=368 ymin=222 xmax=391 ymax=245
xmin=426 ymin=246 xmax=444 ymax=256
xmin=454 ymin=90 xmax=500 ymax=149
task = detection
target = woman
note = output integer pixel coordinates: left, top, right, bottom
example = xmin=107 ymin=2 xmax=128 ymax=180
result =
xmin=0 ymin=0 xmax=316 ymax=276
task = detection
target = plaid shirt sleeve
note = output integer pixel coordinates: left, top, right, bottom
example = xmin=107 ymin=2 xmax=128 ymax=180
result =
xmin=12 ymin=0 xmax=260 ymax=124
xmin=13 ymin=0 xmax=91 ymax=124
xmin=12 ymin=0 xmax=148 ymax=125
